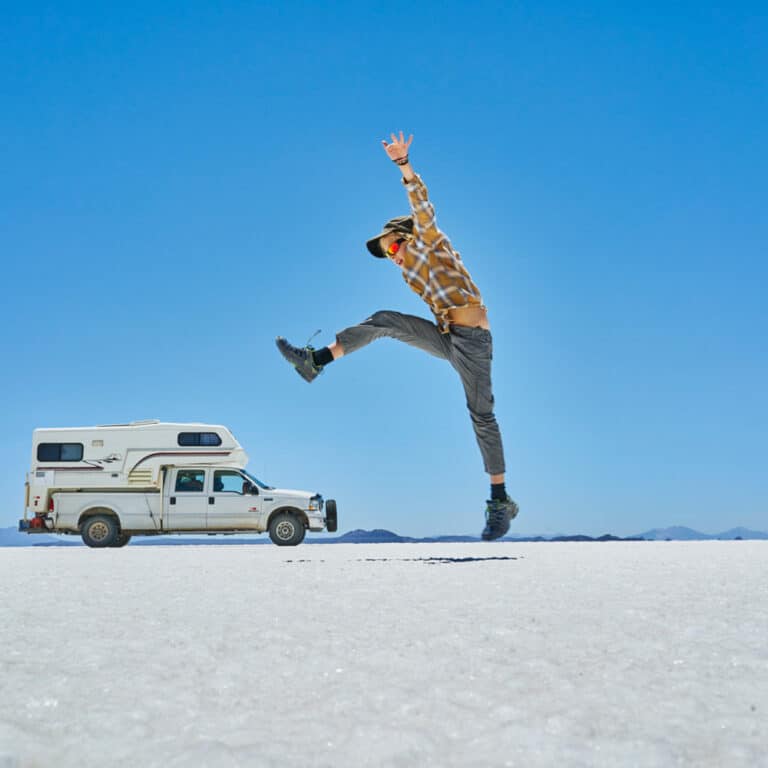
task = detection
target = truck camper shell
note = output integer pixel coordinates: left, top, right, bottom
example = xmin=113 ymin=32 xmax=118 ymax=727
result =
xmin=27 ymin=421 xmax=248 ymax=511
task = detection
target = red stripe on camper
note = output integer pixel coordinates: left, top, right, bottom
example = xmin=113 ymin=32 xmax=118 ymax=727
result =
xmin=35 ymin=466 xmax=104 ymax=471
xmin=129 ymin=451 xmax=231 ymax=472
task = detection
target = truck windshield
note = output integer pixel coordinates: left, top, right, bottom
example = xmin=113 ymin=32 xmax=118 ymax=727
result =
xmin=242 ymin=470 xmax=274 ymax=490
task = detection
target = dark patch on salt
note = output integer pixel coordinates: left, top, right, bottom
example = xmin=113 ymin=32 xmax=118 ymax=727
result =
xmin=357 ymin=556 xmax=519 ymax=564
xmin=283 ymin=556 xmax=520 ymax=565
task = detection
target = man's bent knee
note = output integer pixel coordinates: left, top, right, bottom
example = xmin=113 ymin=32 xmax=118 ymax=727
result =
xmin=366 ymin=310 xmax=403 ymax=327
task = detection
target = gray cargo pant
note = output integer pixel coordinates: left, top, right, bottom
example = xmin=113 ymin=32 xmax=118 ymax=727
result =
xmin=336 ymin=310 xmax=506 ymax=476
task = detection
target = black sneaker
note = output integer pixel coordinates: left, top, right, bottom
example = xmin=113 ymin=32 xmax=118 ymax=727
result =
xmin=275 ymin=337 xmax=323 ymax=383
xmin=481 ymin=496 xmax=519 ymax=541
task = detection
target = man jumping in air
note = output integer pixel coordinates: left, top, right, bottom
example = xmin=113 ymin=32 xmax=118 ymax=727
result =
xmin=276 ymin=132 xmax=518 ymax=541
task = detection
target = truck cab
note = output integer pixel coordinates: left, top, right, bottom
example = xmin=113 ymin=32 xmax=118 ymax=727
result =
xmin=162 ymin=465 xmax=328 ymax=541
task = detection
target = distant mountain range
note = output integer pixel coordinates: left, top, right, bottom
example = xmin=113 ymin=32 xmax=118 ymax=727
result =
xmin=633 ymin=526 xmax=768 ymax=541
xmin=327 ymin=529 xmax=645 ymax=544
xmin=2 ymin=525 xmax=767 ymax=547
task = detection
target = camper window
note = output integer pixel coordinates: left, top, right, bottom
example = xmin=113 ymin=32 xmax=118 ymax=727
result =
xmin=178 ymin=432 xmax=222 ymax=447
xmin=37 ymin=443 xmax=84 ymax=462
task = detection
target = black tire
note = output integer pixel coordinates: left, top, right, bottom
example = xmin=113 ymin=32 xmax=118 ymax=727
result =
xmin=111 ymin=533 xmax=132 ymax=548
xmin=325 ymin=499 xmax=338 ymax=533
xmin=81 ymin=515 xmax=119 ymax=548
xmin=268 ymin=512 xmax=306 ymax=546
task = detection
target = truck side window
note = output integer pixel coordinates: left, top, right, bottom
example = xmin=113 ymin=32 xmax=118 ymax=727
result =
xmin=213 ymin=470 xmax=246 ymax=494
xmin=175 ymin=470 xmax=205 ymax=493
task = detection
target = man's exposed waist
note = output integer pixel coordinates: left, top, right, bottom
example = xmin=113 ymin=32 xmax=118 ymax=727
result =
xmin=445 ymin=305 xmax=490 ymax=330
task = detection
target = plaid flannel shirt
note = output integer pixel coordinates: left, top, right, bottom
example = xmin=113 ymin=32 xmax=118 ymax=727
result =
xmin=401 ymin=174 xmax=484 ymax=333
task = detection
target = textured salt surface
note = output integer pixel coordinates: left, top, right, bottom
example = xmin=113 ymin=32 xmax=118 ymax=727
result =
xmin=1 ymin=542 xmax=766 ymax=767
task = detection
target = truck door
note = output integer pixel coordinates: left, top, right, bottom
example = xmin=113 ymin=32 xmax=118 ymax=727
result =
xmin=167 ymin=468 xmax=209 ymax=530
xmin=207 ymin=469 xmax=261 ymax=530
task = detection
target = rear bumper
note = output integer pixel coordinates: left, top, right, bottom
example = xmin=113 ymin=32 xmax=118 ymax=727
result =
xmin=19 ymin=517 xmax=54 ymax=532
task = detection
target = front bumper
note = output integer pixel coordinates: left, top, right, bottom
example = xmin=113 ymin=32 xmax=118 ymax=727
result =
xmin=306 ymin=513 xmax=326 ymax=532
xmin=307 ymin=497 xmax=337 ymax=533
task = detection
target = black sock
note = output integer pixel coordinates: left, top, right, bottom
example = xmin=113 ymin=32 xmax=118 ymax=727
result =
xmin=491 ymin=482 xmax=507 ymax=501
xmin=312 ymin=347 xmax=334 ymax=367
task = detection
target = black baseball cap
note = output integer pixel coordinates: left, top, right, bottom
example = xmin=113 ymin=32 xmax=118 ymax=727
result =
xmin=366 ymin=216 xmax=414 ymax=258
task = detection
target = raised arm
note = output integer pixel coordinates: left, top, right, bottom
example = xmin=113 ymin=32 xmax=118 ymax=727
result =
xmin=381 ymin=132 xmax=444 ymax=249
xmin=381 ymin=131 xmax=416 ymax=182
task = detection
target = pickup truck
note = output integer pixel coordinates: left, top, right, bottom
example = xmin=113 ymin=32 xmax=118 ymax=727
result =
xmin=19 ymin=421 xmax=338 ymax=547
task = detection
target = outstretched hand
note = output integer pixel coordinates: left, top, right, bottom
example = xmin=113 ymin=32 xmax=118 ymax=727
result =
xmin=382 ymin=131 xmax=413 ymax=162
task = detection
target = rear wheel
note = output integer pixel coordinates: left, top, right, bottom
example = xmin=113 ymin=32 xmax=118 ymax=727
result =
xmin=81 ymin=515 xmax=119 ymax=548
xmin=269 ymin=512 xmax=306 ymax=546
xmin=111 ymin=533 xmax=132 ymax=548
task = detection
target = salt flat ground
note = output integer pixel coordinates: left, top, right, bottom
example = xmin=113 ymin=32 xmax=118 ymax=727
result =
xmin=1 ymin=542 xmax=766 ymax=768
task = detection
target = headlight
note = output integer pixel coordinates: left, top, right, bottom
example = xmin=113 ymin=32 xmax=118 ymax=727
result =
xmin=308 ymin=495 xmax=323 ymax=511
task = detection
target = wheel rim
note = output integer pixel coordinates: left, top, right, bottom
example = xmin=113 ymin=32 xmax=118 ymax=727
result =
xmin=276 ymin=520 xmax=295 ymax=540
xmin=89 ymin=521 xmax=110 ymax=542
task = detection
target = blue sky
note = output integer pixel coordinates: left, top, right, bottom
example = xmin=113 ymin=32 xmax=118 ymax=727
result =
xmin=2 ymin=1 xmax=766 ymax=537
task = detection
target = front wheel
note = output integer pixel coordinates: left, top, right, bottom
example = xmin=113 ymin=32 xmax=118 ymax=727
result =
xmin=81 ymin=515 xmax=119 ymax=548
xmin=269 ymin=512 xmax=306 ymax=546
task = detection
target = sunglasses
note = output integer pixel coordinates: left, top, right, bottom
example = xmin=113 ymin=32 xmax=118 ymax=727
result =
xmin=386 ymin=238 xmax=406 ymax=257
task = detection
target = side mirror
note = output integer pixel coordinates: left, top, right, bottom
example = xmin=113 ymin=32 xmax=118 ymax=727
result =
xmin=249 ymin=484 xmax=259 ymax=496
